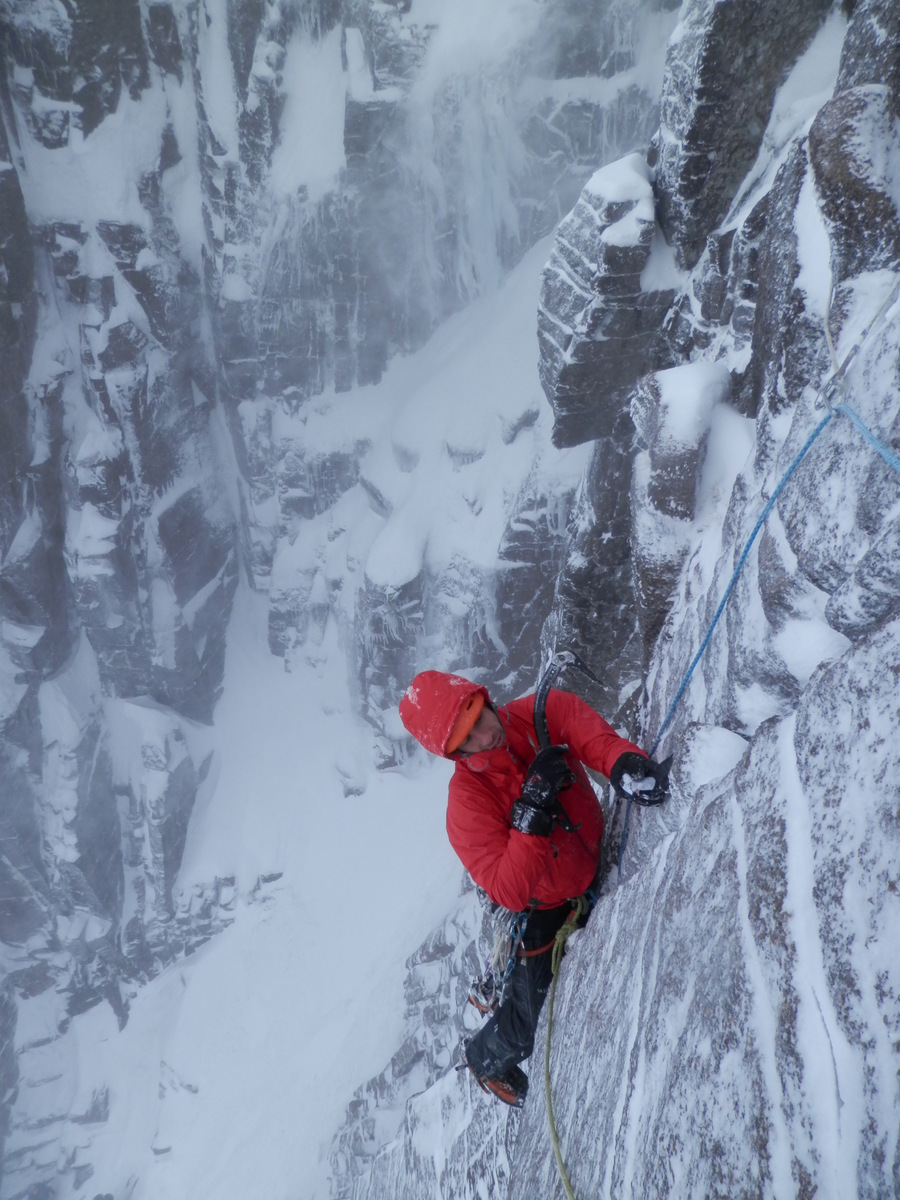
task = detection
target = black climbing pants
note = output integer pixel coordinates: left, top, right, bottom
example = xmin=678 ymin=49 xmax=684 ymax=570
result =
xmin=465 ymin=900 xmax=586 ymax=1079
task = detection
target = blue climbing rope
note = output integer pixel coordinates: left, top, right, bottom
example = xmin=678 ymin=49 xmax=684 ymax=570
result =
xmin=833 ymin=402 xmax=900 ymax=476
xmin=616 ymin=411 xmax=834 ymax=870
xmin=617 ymin=292 xmax=900 ymax=873
xmin=651 ymin=411 xmax=835 ymax=754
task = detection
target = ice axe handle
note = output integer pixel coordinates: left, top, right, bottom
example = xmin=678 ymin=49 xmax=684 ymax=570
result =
xmin=554 ymin=803 xmax=580 ymax=834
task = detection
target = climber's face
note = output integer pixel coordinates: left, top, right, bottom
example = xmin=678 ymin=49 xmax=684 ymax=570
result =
xmin=458 ymin=706 xmax=505 ymax=755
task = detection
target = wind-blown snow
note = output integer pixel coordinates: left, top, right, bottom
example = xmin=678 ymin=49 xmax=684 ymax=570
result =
xmin=271 ymin=237 xmax=590 ymax=591
xmin=195 ymin=0 xmax=240 ymax=159
xmin=270 ymin=27 xmax=346 ymax=201
xmin=7 ymin=3 xmax=899 ymax=1198
xmin=62 ymin=588 xmax=461 ymax=1200
xmin=794 ymin=169 xmax=833 ymax=321
xmin=411 ymin=0 xmax=542 ymax=75
xmin=727 ymin=8 xmax=847 ymax=231
xmin=9 ymin=87 xmax=168 ymax=226
xmin=56 ymin=237 xmax=588 ymax=1200
xmin=654 ymin=362 xmax=731 ymax=448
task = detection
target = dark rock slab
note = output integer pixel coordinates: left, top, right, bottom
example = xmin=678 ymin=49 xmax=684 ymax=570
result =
xmin=494 ymin=471 xmax=581 ymax=698
xmin=538 ymin=153 xmax=676 ymax=447
xmin=836 ymin=0 xmax=900 ymax=107
xmin=543 ymin=430 xmax=643 ymax=721
xmin=825 ymin=509 xmax=900 ymax=638
xmin=809 ymin=85 xmax=900 ymax=287
xmin=0 ymin=0 xmax=149 ymax=142
xmin=145 ymin=3 xmax=184 ymax=81
xmin=745 ymin=143 xmax=830 ymax=423
xmin=654 ymin=0 xmax=832 ymax=270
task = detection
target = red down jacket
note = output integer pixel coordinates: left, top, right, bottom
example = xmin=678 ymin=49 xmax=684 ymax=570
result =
xmin=400 ymin=671 xmax=645 ymax=911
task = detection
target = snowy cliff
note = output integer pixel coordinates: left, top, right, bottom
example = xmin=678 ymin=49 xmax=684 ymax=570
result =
xmin=1 ymin=0 xmax=899 ymax=1198
xmin=337 ymin=2 xmax=900 ymax=1198
xmin=0 ymin=1 xmax=671 ymax=1196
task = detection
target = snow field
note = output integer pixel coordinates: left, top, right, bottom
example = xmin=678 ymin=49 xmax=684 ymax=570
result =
xmin=56 ymin=237 xmax=589 ymax=1200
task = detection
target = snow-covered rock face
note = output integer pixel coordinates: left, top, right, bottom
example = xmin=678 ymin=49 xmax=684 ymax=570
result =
xmin=0 ymin=0 xmax=671 ymax=1192
xmin=538 ymin=151 xmax=679 ymax=447
xmin=653 ymin=0 xmax=834 ymax=270
xmin=507 ymin=678 xmax=899 ymax=1199
xmin=0 ymin=5 xmax=242 ymax=1188
xmin=338 ymin=1 xmax=900 ymax=1197
xmin=2 ymin=0 xmax=899 ymax=1196
xmin=236 ymin=0 xmax=672 ymax=714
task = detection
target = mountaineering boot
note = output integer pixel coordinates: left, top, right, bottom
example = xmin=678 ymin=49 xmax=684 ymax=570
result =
xmin=459 ymin=1040 xmax=528 ymax=1108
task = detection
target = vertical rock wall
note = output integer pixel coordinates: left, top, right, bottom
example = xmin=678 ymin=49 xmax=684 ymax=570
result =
xmin=652 ymin=0 xmax=835 ymax=270
xmin=0 ymin=2 xmax=239 ymax=1191
xmin=6 ymin=0 xmax=891 ymax=1195
xmin=225 ymin=0 xmax=671 ymax=726
xmin=0 ymin=0 xmax=673 ymax=1192
xmin=342 ymin=1 xmax=900 ymax=1196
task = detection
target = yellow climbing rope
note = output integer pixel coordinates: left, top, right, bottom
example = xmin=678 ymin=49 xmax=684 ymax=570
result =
xmin=543 ymin=895 xmax=586 ymax=1200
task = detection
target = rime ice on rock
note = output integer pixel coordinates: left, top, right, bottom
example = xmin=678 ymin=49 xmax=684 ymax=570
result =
xmin=653 ymin=0 xmax=833 ymax=270
xmin=2 ymin=0 xmax=899 ymax=1197
xmin=337 ymin=3 xmax=900 ymax=1199
xmin=538 ymin=152 xmax=679 ymax=448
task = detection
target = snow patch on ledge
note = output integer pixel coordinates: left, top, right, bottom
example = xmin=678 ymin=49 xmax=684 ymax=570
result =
xmin=656 ymin=361 xmax=732 ymax=449
xmin=583 ymin=149 xmax=651 ymax=202
xmin=676 ymin=723 xmax=749 ymax=792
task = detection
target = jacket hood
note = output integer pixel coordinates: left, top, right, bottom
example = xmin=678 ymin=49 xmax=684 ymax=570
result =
xmin=399 ymin=671 xmax=492 ymax=758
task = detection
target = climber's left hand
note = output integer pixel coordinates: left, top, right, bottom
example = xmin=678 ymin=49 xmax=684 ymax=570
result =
xmin=610 ymin=752 xmax=672 ymax=806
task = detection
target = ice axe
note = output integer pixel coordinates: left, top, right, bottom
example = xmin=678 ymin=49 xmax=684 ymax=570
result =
xmin=530 ymin=650 xmax=604 ymax=834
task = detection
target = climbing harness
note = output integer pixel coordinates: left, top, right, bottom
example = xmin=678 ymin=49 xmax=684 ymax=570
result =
xmin=467 ymin=907 xmax=529 ymax=1015
xmin=466 ymin=654 xmax=604 ymax=1043
xmin=468 ymin=899 xmax=583 ymax=1016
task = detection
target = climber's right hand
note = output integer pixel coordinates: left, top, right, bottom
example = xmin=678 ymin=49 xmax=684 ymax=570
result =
xmin=521 ymin=745 xmax=576 ymax=808
xmin=510 ymin=795 xmax=556 ymax=837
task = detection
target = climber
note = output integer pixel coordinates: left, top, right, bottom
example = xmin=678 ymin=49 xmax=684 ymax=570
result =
xmin=398 ymin=670 xmax=670 ymax=1107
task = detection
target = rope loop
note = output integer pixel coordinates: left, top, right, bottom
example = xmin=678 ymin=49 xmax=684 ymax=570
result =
xmin=543 ymin=896 xmax=586 ymax=1200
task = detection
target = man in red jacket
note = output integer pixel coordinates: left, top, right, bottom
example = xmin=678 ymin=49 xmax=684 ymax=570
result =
xmin=399 ymin=669 xmax=669 ymax=1106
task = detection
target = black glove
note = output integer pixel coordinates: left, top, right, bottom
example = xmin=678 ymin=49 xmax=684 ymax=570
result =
xmin=609 ymin=752 xmax=672 ymax=806
xmin=510 ymin=745 xmax=577 ymax=837
xmin=510 ymin=795 xmax=556 ymax=836
xmin=521 ymin=745 xmax=576 ymax=807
